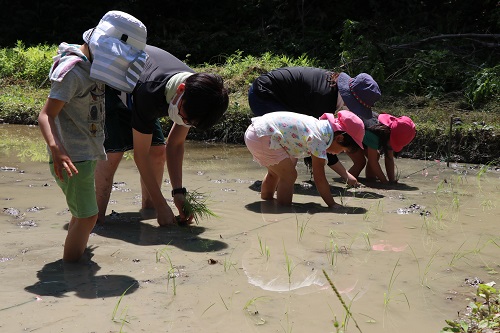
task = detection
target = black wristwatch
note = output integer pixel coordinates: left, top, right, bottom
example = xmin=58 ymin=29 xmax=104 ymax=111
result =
xmin=171 ymin=187 xmax=187 ymax=197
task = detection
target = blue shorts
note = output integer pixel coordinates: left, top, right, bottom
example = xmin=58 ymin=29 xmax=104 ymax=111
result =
xmin=50 ymin=160 xmax=98 ymax=218
xmin=104 ymin=87 xmax=165 ymax=152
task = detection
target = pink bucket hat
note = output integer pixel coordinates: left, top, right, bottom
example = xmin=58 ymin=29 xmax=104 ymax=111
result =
xmin=378 ymin=114 xmax=416 ymax=152
xmin=320 ymin=110 xmax=365 ymax=149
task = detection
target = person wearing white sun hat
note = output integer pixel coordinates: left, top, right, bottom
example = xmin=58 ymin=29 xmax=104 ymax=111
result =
xmin=38 ymin=13 xmax=110 ymax=262
xmin=82 ymin=10 xmax=148 ymax=93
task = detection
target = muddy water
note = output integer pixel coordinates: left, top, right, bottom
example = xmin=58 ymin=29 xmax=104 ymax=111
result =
xmin=1 ymin=124 xmax=499 ymax=333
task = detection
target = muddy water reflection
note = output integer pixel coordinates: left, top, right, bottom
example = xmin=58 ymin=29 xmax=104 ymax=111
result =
xmin=1 ymin=124 xmax=500 ymax=333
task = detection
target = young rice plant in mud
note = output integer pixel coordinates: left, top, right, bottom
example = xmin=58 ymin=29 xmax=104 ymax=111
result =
xmin=296 ymin=214 xmax=311 ymax=242
xmin=282 ymin=241 xmax=297 ymax=286
xmin=181 ymin=189 xmax=217 ymax=224
xmin=243 ymin=296 xmax=268 ymax=316
xmin=223 ymin=248 xmax=238 ymax=274
xmin=111 ymin=282 xmax=137 ymax=330
xmin=383 ymin=258 xmax=410 ymax=324
xmin=326 ymin=240 xmax=340 ymax=268
xmin=156 ymin=246 xmax=179 ymax=295
xmin=257 ymin=235 xmax=271 ymax=261
xmin=409 ymin=245 xmax=440 ymax=288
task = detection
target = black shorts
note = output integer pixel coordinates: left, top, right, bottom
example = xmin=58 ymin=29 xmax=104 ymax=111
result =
xmin=303 ymin=154 xmax=339 ymax=168
xmin=104 ymin=87 xmax=165 ymax=153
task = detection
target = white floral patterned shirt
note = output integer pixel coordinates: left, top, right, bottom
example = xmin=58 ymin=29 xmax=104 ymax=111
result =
xmin=251 ymin=111 xmax=333 ymax=160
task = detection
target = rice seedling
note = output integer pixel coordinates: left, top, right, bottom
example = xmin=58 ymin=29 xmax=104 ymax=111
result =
xmin=362 ymin=200 xmax=383 ymax=222
xmin=223 ymin=248 xmax=238 ymax=274
xmin=182 ymin=189 xmax=218 ymax=224
xmin=394 ymin=165 xmax=401 ymax=183
xmin=430 ymin=205 xmax=447 ymax=229
xmin=449 ymin=237 xmax=488 ymax=268
xmin=474 ymin=162 xmax=492 ymax=192
xmin=383 ymin=258 xmax=410 ymax=323
xmin=480 ymin=199 xmax=494 ymax=211
xmin=409 ymin=245 xmax=439 ymax=288
xmin=322 ymin=269 xmax=363 ymax=333
xmin=326 ymin=240 xmax=340 ymax=268
xmin=338 ymin=188 xmax=347 ymax=206
xmin=452 ymin=192 xmax=460 ymax=211
xmin=156 ymin=246 xmax=179 ymax=295
xmin=111 ymin=282 xmax=137 ymax=327
xmin=448 ymin=240 xmax=471 ymax=267
xmin=283 ymin=241 xmax=297 ymax=285
xmin=360 ymin=232 xmax=371 ymax=251
xmin=243 ymin=296 xmax=268 ymax=315
xmin=296 ymin=214 xmax=311 ymax=242
xmin=257 ymin=235 xmax=270 ymax=261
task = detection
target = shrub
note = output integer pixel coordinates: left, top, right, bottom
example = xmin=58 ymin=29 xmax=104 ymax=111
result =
xmin=0 ymin=41 xmax=56 ymax=86
xmin=466 ymin=65 xmax=500 ymax=107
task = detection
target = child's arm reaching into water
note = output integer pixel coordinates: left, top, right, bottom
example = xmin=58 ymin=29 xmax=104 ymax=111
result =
xmin=366 ymin=147 xmax=389 ymax=183
xmin=384 ymin=149 xmax=397 ymax=183
xmin=311 ymin=155 xmax=343 ymax=208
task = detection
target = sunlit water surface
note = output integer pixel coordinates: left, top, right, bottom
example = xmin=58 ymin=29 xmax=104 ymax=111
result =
xmin=1 ymin=124 xmax=499 ymax=333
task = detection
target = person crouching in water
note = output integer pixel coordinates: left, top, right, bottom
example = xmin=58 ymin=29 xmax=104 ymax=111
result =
xmin=347 ymin=113 xmax=416 ymax=184
xmin=244 ymin=110 xmax=365 ymax=208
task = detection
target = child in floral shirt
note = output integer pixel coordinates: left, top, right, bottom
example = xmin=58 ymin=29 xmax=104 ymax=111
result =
xmin=244 ymin=110 xmax=365 ymax=207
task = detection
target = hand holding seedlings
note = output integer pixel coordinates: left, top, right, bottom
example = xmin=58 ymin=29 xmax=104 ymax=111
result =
xmin=175 ymin=189 xmax=217 ymax=225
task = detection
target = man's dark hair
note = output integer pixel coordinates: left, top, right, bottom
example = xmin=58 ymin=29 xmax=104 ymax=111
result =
xmin=182 ymin=73 xmax=229 ymax=130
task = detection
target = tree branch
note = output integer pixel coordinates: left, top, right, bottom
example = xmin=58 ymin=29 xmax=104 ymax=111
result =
xmin=389 ymin=33 xmax=500 ymax=49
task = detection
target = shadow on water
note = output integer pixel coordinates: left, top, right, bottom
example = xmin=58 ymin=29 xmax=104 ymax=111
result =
xmin=249 ymin=180 xmax=386 ymax=200
xmin=244 ymin=199 xmax=367 ymax=215
xmin=355 ymin=177 xmax=420 ymax=191
xmin=25 ymin=247 xmax=138 ymax=298
xmin=92 ymin=212 xmax=228 ymax=253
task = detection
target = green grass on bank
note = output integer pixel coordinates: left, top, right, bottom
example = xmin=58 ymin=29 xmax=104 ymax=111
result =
xmin=1 ymin=44 xmax=499 ymax=165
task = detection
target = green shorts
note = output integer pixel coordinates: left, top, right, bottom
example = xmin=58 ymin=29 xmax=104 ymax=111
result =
xmin=50 ymin=160 xmax=98 ymax=218
xmin=104 ymin=87 xmax=165 ymax=152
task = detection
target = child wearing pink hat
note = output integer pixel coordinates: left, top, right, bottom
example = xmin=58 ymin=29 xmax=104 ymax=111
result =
xmin=245 ymin=110 xmax=365 ymax=207
xmin=348 ymin=113 xmax=416 ymax=184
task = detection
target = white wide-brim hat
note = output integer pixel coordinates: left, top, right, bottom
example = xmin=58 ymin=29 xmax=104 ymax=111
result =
xmin=83 ymin=10 xmax=148 ymax=93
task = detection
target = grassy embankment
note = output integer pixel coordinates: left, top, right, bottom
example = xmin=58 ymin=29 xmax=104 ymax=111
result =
xmin=1 ymin=43 xmax=499 ymax=165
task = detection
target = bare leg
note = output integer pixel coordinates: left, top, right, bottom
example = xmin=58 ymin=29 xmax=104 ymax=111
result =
xmin=267 ymin=158 xmax=297 ymax=206
xmin=140 ymin=145 xmax=166 ymax=210
xmin=63 ymin=214 xmax=97 ymax=262
xmin=261 ymin=170 xmax=279 ymax=200
xmin=95 ymin=152 xmax=124 ymax=224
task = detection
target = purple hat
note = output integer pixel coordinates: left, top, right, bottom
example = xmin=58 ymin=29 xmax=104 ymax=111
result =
xmin=337 ymin=73 xmax=381 ymax=120
xmin=320 ymin=110 xmax=365 ymax=149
